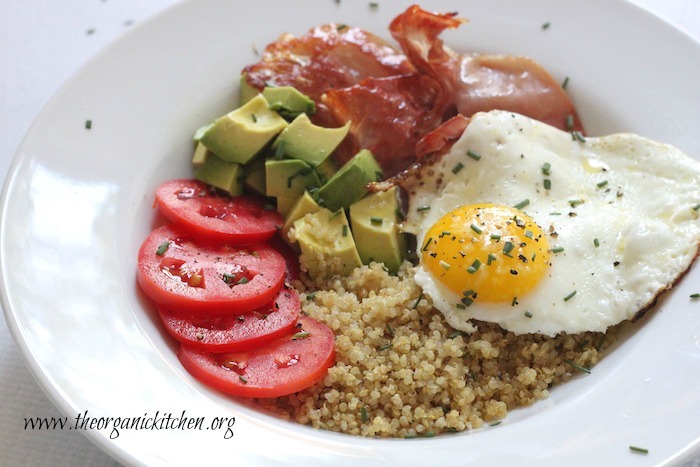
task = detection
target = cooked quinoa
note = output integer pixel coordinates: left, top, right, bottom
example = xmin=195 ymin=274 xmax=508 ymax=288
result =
xmin=256 ymin=262 xmax=616 ymax=438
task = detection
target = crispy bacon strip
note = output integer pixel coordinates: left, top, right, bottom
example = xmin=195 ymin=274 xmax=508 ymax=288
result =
xmin=243 ymin=24 xmax=413 ymax=128
xmin=323 ymin=73 xmax=450 ymax=176
xmin=390 ymin=5 xmax=584 ymax=132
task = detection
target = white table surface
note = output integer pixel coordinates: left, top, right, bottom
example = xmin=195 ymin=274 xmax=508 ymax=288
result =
xmin=1 ymin=1 xmax=699 ymax=465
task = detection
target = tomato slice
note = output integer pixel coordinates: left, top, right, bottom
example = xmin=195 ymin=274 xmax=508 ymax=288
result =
xmin=159 ymin=285 xmax=300 ymax=352
xmin=137 ymin=224 xmax=286 ymax=314
xmin=155 ymin=179 xmax=283 ymax=243
xmin=178 ymin=316 xmax=336 ymax=398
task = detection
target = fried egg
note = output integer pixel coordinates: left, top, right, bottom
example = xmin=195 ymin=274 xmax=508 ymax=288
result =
xmin=402 ymin=110 xmax=700 ymax=336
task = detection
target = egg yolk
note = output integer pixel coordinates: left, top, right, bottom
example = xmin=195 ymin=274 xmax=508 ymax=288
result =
xmin=421 ymin=203 xmax=551 ymax=303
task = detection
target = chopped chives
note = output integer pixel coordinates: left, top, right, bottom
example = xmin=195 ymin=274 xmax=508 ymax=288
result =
xmin=85 ymin=119 xmax=93 ymax=129
xmin=342 ymin=224 xmax=348 ymax=236
xmin=629 ymin=446 xmax=649 ymax=454
xmin=360 ymin=407 xmax=368 ymax=422
xmin=379 ymin=343 xmax=393 ymax=351
xmin=155 ymin=240 xmax=171 ymax=256
xmin=565 ymin=114 xmax=574 ymax=130
xmin=693 ymin=203 xmax=700 ymax=211
xmin=292 ymin=331 xmax=310 ymax=340
xmin=594 ymin=238 xmax=600 ymax=248
xmin=470 ymin=223 xmax=483 ymax=234
xmin=489 ymin=421 xmax=502 ymax=427
xmin=524 ymin=311 xmax=533 ymax=318
xmin=511 ymin=297 xmax=518 ymax=306
xmin=525 ymin=230 xmax=533 ymax=239
xmin=550 ymin=246 xmax=565 ymax=254
xmin=461 ymin=296 xmax=473 ymax=307
xmin=562 ymin=76 xmax=570 ymax=89
xmin=563 ymin=290 xmax=577 ymax=301
xmin=385 ymin=323 xmax=395 ymax=336
xmin=455 ymin=303 xmax=467 ymax=310
xmin=513 ymin=199 xmax=530 ymax=209
xmin=564 ymin=359 xmax=591 ymax=374
xmin=572 ymin=131 xmax=586 ymax=143
xmin=596 ymin=180 xmax=609 ymax=188
xmin=274 ymin=139 xmax=287 ymax=159
xmin=568 ymin=199 xmax=585 ymax=208
xmin=463 ymin=290 xmax=475 ymax=297
xmin=541 ymin=162 xmax=551 ymax=175
xmin=370 ymin=217 xmax=383 ymax=225
xmin=417 ymin=206 xmax=431 ymax=212
xmin=503 ymin=241 xmax=515 ymax=255
xmin=239 ymin=376 xmax=248 ymax=383
xmin=487 ymin=253 xmax=497 ymax=265
xmin=467 ymin=149 xmax=481 ymax=161
xmin=422 ymin=237 xmax=433 ymax=251
xmin=369 ymin=1 xmax=379 ymax=8
xmin=251 ymin=113 xmax=258 ymax=123
xmin=490 ymin=233 xmax=501 ymax=241
xmin=413 ymin=292 xmax=424 ymax=309
xmin=541 ymin=22 xmax=550 ymax=30
xmin=544 ymin=178 xmax=551 ymax=190
xmin=690 ymin=293 xmax=700 ymax=299
xmin=467 ymin=259 xmax=481 ymax=274
xmin=237 ymin=276 xmax=249 ymax=285
xmin=452 ymin=162 xmax=465 ymax=174
xmin=439 ymin=260 xmax=451 ymax=270
xmin=306 ymin=292 xmax=316 ymax=301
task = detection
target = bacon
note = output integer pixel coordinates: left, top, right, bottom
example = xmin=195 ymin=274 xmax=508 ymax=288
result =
xmin=243 ymin=24 xmax=413 ymax=128
xmin=390 ymin=5 xmax=584 ymax=132
xmin=415 ymin=114 xmax=470 ymax=159
xmin=323 ymin=73 xmax=450 ymax=176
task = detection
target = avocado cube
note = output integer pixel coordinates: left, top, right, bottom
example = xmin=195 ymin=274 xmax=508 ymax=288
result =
xmin=263 ymin=86 xmax=316 ymax=120
xmin=271 ymin=113 xmax=350 ymax=167
xmin=349 ymin=187 xmax=407 ymax=274
xmin=191 ymin=141 xmax=211 ymax=169
xmin=194 ymin=154 xmax=244 ymax=196
xmin=198 ymin=94 xmax=288 ymax=164
xmin=239 ymin=73 xmax=260 ymax=105
xmin=265 ymin=159 xmax=321 ymax=199
xmin=293 ymin=208 xmax=362 ymax=279
xmin=316 ymin=149 xmax=382 ymax=212
xmin=281 ymin=191 xmax=322 ymax=247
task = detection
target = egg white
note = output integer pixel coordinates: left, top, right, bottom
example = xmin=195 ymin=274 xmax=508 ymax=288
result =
xmin=404 ymin=111 xmax=700 ymax=336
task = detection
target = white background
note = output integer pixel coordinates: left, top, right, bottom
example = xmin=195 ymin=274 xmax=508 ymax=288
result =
xmin=1 ymin=1 xmax=699 ymax=465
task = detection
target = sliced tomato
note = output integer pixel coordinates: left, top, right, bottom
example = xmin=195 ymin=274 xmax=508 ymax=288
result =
xmin=155 ymin=179 xmax=283 ymax=243
xmin=159 ymin=285 xmax=300 ymax=352
xmin=137 ymin=224 xmax=286 ymax=314
xmin=178 ymin=316 xmax=336 ymax=398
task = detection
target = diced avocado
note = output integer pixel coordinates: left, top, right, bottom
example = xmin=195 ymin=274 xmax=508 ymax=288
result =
xmin=293 ymin=208 xmax=361 ymax=278
xmin=194 ymin=154 xmax=244 ymax=196
xmin=281 ymin=191 xmax=322 ymax=246
xmin=198 ymin=94 xmax=288 ymax=164
xmin=243 ymin=157 xmax=266 ymax=196
xmin=239 ymin=73 xmax=260 ymax=105
xmin=349 ymin=187 xmax=407 ymax=274
xmin=316 ymin=149 xmax=382 ymax=212
xmin=271 ymin=113 xmax=350 ymax=167
xmin=192 ymin=141 xmax=211 ymax=169
xmin=275 ymin=196 xmax=297 ymax=217
xmin=262 ymin=86 xmax=316 ymax=120
xmin=265 ymin=158 xmax=321 ymax=199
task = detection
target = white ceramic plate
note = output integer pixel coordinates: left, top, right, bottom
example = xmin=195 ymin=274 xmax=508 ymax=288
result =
xmin=2 ymin=0 xmax=700 ymax=465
